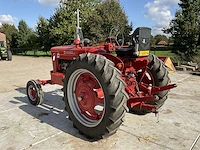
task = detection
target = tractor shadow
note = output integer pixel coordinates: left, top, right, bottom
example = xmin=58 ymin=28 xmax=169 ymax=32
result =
xmin=10 ymin=88 xmax=180 ymax=149
xmin=12 ymin=87 xmax=93 ymax=142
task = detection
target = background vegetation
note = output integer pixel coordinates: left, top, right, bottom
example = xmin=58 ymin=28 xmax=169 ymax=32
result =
xmin=163 ymin=0 xmax=200 ymax=61
xmin=0 ymin=0 xmax=200 ymax=63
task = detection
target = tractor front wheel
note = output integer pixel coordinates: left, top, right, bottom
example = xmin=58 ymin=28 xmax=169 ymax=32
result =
xmin=26 ymin=80 xmax=44 ymax=105
xmin=63 ymin=53 xmax=128 ymax=139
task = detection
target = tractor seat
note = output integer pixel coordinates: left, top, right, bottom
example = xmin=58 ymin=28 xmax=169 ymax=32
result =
xmin=116 ymin=46 xmax=137 ymax=58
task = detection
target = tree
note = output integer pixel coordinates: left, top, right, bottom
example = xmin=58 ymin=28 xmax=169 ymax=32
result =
xmin=154 ymin=34 xmax=168 ymax=45
xmin=85 ymin=0 xmax=131 ymax=42
xmin=164 ymin=0 xmax=200 ymax=61
xmin=36 ymin=16 xmax=51 ymax=51
xmin=10 ymin=32 xmax=18 ymax=49
xmin=151 ymin=35 xmax=155 ymax=47
xmin=17 ymin=20 xmax=34 ymax=48
xmin=0 ymin=24 xmax=18 ymax=48
xmin=36 ymin=0 xmax=132 ymax=48
xmin=47 ymin=0 xmax=100 ymax=46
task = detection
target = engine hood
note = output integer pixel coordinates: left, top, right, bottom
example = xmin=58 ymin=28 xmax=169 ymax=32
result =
xmin=51 ymin=45 xmax=77 ymax=52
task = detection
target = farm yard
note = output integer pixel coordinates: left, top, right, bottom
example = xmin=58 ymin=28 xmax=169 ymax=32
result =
xmin=0 ymin=56 xmax=200 ymax=150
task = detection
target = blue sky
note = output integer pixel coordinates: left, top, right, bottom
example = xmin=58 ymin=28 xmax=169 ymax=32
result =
xmin=0 ymin=0 xmax=180 ymax=35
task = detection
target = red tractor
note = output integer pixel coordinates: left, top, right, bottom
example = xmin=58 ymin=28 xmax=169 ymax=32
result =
xmin=26 ymin=14 xmax=176 ymax=139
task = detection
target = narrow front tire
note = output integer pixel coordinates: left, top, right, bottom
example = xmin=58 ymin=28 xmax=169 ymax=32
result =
xmin=26 ymin=80 xmax=44 ymax=105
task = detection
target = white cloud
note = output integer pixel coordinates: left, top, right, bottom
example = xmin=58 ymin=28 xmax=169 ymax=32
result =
xmin=144 ymin=0 xmax=180 ymax=35
xmin=0 ymin=14 xmax=17 ymax=26
xmin=38 ymin=0 xmax=60 ymax=6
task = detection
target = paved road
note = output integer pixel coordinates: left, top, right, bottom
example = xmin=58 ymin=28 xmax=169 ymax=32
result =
xmin=0 ymin=56 xmax=200 ymax=150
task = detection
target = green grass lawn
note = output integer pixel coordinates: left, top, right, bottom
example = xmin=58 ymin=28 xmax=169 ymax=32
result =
xmin=150 ymin=50 xmax=175 ymax=58
xmin=13 ymin=49 xmax=199 ymax=65
xmin=150 ymin=50 xmax=180 ymax=64
xmin=15 ymin=50 xmax=51 ymax=56
xmin=16 ymin=50 xmax=176 ymax=58
xmin=15 ymin=49 xmax=182 ymax=64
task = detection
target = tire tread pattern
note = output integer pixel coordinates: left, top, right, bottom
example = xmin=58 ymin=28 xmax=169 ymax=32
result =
xmin=130 ymin=54 xmax=170 ymax=115
xmin=64 ymin=53 xmax=128 ymax=139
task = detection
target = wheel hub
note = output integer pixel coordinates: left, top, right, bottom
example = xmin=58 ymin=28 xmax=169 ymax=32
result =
xmin=28 ymin=85 xmax=36 ymax=101
xmin=75 ymin=74 xmax=104 ymax=120
xmin=75 ymin=83 xmax=96 ymax=112
xmin=67 ymin=68 xmax=107 ymax=127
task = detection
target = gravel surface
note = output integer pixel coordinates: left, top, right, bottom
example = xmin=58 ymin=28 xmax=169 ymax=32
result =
xmin=0 ymin=56 xmax=200 ymax=150
xmin=0 ymin=56 xmax=52 ymax=93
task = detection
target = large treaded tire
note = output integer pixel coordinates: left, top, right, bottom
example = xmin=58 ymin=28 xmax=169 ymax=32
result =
xmin=7 ymin=50 xmax=12 ymax=61
xmin=63 ymin=53 xmax=128 ymax=139
xmin=131 ymin=54 xmax=170 ymax=115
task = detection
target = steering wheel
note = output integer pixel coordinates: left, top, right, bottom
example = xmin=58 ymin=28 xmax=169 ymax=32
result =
xmin=109 ymin=28 xmax=125 ymax=47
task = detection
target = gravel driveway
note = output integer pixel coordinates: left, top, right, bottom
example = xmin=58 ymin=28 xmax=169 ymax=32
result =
xmin=0 ymin=56 xmax=199 ymax=150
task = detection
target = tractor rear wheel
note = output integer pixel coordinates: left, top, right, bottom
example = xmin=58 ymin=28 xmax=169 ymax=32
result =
xmin=63 ymin=53 xmax=128 ymax=139
xmin=26 ymin=80 xmax=44 ymax=105
xmin=131 ymin=54 xmax=170 ymax=115
xmin=7 ymin=50 xmax=12 ymax=61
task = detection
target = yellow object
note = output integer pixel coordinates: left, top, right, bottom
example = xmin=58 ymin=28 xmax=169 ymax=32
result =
xmin=139 ymin=50 xmax=150 ymax=56
xmin=158 ymin=56 xmax=176 ymax=74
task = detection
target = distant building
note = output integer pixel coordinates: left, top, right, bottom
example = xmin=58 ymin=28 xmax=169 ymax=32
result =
xmin=0 ymin=32 xmax=6 ymax=47
xmin=157 ymin=40 xmax=168 ymax=46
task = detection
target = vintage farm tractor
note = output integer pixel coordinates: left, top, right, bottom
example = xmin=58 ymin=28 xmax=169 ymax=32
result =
xmin=26 ymin=11 xmax=176 ymax=139
xmin=0 ymin=41 xmax=12 ymax=61
xmin=0 ymin=33 xmax=12 ymax=61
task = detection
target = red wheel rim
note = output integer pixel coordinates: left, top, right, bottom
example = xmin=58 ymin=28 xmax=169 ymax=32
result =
xmin=28 ymin=85 xmax=37 ymax=101
xmin=75 ymin=73 xmax=104 ymax=120
xmin=137 ymin=69 xmax=155 ymax=85
xmin=67 ymin=69 xmax=105 ymax=127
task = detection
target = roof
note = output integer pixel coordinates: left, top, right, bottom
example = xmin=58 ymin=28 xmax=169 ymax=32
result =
xmin=157 ymin=40 xmax=168 ymax=45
